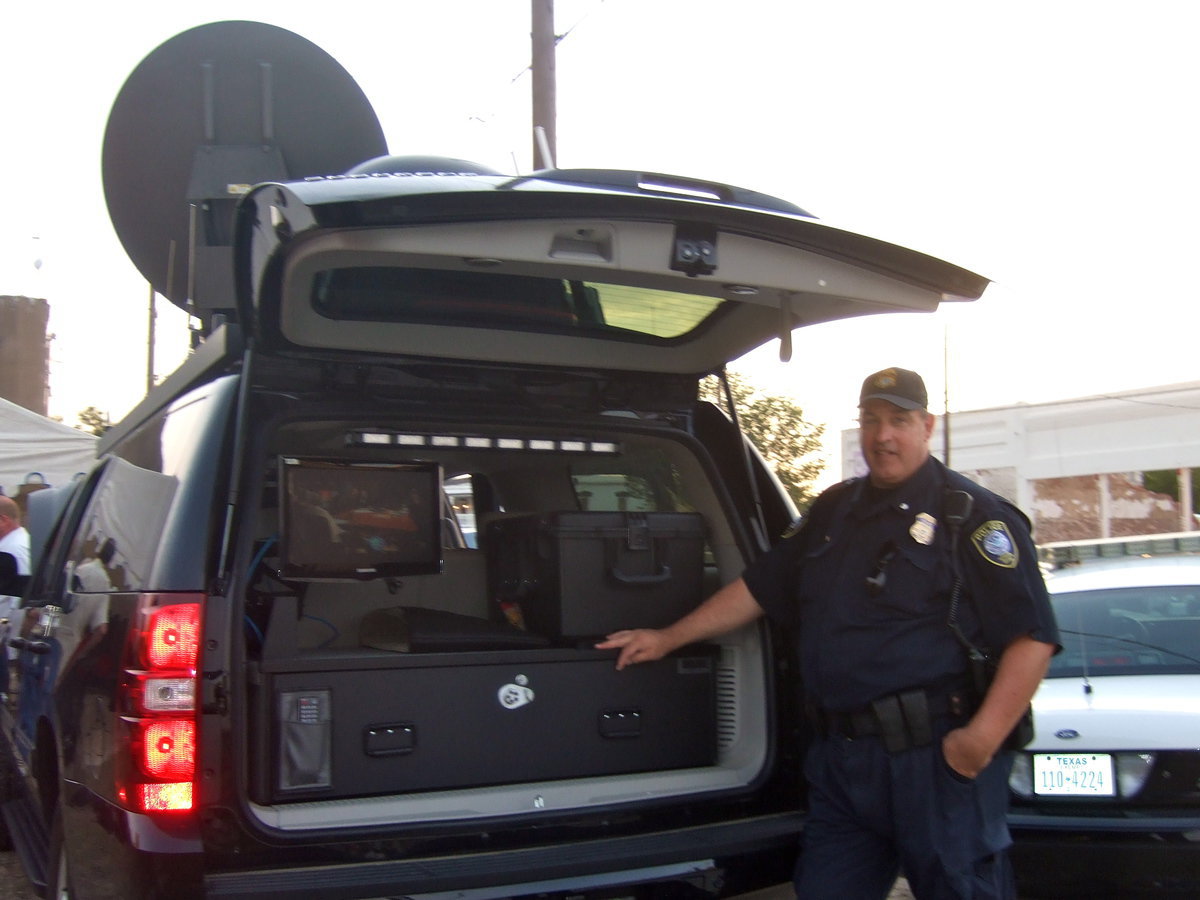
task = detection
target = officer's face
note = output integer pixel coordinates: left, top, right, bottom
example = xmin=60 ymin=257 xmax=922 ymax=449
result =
xmin=858 ymin=399 xmax=935 ymax=488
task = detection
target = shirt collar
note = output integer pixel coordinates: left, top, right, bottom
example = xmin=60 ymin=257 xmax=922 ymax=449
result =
xmin=849 ymin=455 xmax=941 ymax=517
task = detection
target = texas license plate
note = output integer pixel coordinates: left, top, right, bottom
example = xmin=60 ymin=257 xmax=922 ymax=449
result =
xmin=1032 ymin=753 xmax=1115 ymax=796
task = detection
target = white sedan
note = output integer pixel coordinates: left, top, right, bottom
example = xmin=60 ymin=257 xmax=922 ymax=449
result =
xmin=1007 ymin=553 xmax=1200 ymax=898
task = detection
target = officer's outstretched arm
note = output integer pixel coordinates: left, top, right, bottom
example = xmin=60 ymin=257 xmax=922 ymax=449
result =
xmin=596 ymin=577 xmax=764 ymax=670
xmin=943 ymin=633 xmax=1055 ymax=777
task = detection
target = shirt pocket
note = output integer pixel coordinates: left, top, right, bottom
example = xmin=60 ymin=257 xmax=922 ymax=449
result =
xmin=871 ymin=541 xmax=942 ymax=617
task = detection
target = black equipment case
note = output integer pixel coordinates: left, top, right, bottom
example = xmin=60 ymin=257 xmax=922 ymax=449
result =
xmin=256 ymin=646 xmax=718 ymax=802
xmin=486 ymin=512 xmax=707 ymax=638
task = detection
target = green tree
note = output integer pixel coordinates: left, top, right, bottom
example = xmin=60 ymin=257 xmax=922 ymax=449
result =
xmin=700 ymin=370 xmax=826 ymax=510
xmin=1143 ymin=468 xmax=1200 ymax=505
xmin=76 ymin=406 xmax=110 ymax=436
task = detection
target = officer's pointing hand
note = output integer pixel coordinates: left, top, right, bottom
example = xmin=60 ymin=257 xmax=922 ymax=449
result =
xmin=595 ymin=629 xmax=668 ymax=670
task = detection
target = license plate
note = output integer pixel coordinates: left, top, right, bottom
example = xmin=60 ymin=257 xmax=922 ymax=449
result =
xmin=1032 ymin=753 xmax=1115 ymax=796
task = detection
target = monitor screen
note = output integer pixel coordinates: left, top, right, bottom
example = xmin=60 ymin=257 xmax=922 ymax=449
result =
xmin=278 ymin=457 xmax=443 ymax=579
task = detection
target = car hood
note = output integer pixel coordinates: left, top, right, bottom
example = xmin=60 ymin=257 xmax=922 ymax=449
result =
xmin=234 ymin=168 xmax=988 ymax=377
xmin=1028 ymin=674 xmax=1200 ymax=751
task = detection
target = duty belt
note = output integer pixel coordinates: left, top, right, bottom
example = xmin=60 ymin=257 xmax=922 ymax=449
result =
xmin=812 ymin=687 xmax=972 ymax=754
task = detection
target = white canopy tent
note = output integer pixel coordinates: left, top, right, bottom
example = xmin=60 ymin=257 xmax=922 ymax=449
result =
xmin=0 ymin=397 xmax=97 ymax=500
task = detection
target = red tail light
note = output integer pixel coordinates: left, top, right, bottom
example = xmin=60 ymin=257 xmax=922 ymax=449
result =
xmin=141 ymin=719 xmax=197 ymax=779
xmin=143 ymin=604 xmax=201 ymax=669
xmin=117 ymin=595 xmax=202 ymax=813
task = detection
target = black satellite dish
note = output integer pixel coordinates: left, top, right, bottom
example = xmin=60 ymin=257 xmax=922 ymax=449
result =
xmin=102 ymin=21 xmax=387 ymax=332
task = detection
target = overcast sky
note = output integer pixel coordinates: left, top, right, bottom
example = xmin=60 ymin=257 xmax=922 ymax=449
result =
xmin=3 ymin=1 xmax=1197 ymax=480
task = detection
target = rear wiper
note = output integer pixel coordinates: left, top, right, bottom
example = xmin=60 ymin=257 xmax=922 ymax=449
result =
xmin=1059 ymin=628 xmax=1200 ymax=666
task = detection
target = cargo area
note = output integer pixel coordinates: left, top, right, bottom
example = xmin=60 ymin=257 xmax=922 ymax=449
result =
xmin=237 ymin=413 xmax=773 ymax=830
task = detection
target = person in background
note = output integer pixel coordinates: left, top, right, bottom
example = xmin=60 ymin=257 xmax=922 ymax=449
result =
xmin=0 ymin=495 xmax=32 ymax=697
xmin=598 ymin=367 xmax=1059 ymax=899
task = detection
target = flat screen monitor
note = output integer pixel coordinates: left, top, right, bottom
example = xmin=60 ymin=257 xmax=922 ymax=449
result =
xmin=278 ymin=457 xmax=442 ymax=579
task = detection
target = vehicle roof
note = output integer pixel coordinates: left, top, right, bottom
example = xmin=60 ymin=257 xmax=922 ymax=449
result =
xmin=1044 ymin=554 xmax=1200 ymax=593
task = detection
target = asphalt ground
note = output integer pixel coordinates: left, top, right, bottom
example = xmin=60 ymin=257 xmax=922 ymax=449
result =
xmin=1 ymin=848 xmax=38 ymax=899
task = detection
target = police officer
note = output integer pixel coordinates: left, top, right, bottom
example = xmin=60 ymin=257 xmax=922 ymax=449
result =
xmin=598 ymin=367 xmax=1059 ymax=899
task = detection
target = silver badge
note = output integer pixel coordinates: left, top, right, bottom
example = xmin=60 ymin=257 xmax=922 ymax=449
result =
xmin=909 ymin=512 xmax=937 ymax=545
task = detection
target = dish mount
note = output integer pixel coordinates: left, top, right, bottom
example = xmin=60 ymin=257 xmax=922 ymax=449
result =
xmin=102 ymin=20 xmax=388 ymax=335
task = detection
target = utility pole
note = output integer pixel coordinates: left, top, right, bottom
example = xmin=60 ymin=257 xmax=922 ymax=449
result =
xmin=531 ymin=0 xmax=557 ymax=169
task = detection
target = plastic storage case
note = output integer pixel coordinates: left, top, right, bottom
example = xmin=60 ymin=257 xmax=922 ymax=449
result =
xmin=486 ymin=511 xmax=706 ymax=638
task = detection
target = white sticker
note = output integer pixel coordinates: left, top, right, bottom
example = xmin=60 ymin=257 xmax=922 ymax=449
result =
xmin=498 ymin=683 xmax=535 ymax=709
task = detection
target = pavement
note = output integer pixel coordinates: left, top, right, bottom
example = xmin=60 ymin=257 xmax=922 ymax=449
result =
xmin=737 ymin=880 xmax=914 ymax=899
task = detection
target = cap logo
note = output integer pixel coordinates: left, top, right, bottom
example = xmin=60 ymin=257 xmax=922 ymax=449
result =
xmin=874 ymin=370 xmax=898 ymax=390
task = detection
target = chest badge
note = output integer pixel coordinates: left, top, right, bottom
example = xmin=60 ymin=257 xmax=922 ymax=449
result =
xmin=909 ymin=512 xmax=937 ymax=545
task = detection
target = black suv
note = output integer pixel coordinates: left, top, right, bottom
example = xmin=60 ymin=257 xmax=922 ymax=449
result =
xmin=0 ymin=161 xmax=985 ymax=899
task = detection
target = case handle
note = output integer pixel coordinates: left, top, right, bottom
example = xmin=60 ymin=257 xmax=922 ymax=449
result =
xmin=610 ymin=564 xmax=672 ymax=585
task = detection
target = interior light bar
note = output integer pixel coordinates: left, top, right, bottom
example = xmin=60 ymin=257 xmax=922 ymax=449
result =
xmin=349 ymin=432 xmax=620 ymax=455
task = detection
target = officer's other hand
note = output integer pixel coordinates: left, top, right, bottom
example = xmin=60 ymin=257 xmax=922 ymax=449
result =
xmin=595 ymin=629 xmax=667 ymax=670
xmin=941 ymin=726 xmax=994 ymax=779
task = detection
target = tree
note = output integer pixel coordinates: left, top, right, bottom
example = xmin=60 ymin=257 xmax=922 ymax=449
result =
xmin=1142 ymin=468 xmax=1199 ymax=506
xmin=76 ymin=406 xmax=110 ymax=436
xmin=700 ymin=370 xmax=826 ymax=511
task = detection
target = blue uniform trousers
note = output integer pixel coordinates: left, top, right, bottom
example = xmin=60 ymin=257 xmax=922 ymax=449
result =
xmin=794 ymin=720 xmax=1015 ymax=900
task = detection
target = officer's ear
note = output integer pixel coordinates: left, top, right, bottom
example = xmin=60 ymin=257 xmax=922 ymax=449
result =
xmin=921 ymin=411 xmax=936 ymax=440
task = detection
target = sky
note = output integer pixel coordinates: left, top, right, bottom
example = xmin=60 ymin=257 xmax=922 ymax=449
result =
xmin=2 ymin=1 xmax=1198 ymax=482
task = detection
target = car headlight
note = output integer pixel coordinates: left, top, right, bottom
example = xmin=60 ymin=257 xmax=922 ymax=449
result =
xmin=1115 ymin=752 xmax=1155 ymax=797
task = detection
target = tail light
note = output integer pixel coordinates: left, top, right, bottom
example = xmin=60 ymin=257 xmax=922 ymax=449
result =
xmin=117 ymin=595 xmax=202 ymax=813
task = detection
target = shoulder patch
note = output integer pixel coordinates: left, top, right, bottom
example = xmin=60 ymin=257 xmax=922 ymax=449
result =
xmin=971 ymin=520 xmax=1018 ymax=568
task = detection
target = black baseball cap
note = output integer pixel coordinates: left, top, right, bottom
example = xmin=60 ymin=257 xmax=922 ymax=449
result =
xmin=859 ymin=367 xmax=928 ymax=411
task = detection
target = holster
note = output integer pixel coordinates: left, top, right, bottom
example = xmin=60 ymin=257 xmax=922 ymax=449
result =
xmin=966 ymin=648 xmax=1035 ymax=750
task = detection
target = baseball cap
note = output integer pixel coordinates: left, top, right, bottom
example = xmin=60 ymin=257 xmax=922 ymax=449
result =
xmin=859 ymin=367 xmax=928 ymax=411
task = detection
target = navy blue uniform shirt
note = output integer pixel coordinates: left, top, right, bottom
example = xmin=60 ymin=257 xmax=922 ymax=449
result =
xmin=744 ymin=456 xmax=1058 ymax=712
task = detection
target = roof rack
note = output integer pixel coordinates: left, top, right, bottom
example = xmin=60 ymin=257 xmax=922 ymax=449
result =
xmin=1039 ymin=531 xmax=1200 ymax=567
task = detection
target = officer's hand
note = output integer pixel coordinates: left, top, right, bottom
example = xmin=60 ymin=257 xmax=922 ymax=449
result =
xmin=595 ymin=629 xmax=668 ymax=670
xmin=941 ymin=726 xmax=994 ymax=779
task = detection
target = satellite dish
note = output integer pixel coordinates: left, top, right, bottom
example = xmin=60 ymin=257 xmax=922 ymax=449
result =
xmin=102 ymin=20 xmax=387 ymax=331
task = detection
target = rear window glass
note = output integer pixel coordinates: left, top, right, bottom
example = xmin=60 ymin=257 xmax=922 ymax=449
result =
xmin=310 ymin=267 xmax=724 ymax=340
xmin=569 ymin=450 xmax=692 ymax=513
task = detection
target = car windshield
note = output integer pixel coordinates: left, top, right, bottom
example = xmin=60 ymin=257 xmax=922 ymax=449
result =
xmin=1048 ymin=584 xmax=1200 ymax=678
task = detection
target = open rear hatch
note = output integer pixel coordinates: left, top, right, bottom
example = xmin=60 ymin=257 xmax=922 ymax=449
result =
xmin=235 ymin=167 xmax=987 ymax=379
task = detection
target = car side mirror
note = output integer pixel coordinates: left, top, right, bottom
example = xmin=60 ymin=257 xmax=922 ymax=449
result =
xmin=0 ymin=552 xmax=29 ymax=597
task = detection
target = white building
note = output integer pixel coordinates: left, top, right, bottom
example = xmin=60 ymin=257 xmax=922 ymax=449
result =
xmin=842 ymin=381 xmax=1200 ymax=542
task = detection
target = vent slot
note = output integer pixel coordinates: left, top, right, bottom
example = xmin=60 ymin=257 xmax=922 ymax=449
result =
xmin=715 ymin=658 xmax=739 ymax=752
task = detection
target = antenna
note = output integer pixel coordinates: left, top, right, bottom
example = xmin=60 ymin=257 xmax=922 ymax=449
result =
xmin=102 ymin=21 xmax=387 ymax=336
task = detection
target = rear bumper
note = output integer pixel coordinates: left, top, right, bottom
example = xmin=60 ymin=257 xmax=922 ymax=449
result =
xmin=204 ymin=811 xmax=803 ymax=899
xmin=1009 ymin=814 xmax=1200 ymax=897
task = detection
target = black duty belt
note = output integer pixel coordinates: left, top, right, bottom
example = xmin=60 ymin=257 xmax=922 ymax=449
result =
xmin=812 ymin=687 xmax=972 ymax=754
